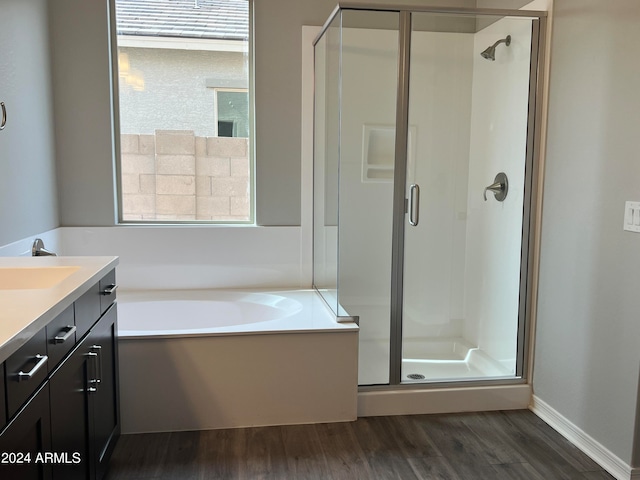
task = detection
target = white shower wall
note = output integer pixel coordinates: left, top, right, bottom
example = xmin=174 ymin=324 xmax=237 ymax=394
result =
xmin=464 ymin=18 xmax=533 ymax=372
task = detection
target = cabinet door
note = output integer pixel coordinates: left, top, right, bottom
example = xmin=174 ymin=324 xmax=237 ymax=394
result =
xmin=0 ymin=383 xmax=52 ymax=480
xmin=49 ymin=344 xmax=91 ymax=480
xmin=87 ymin=303 xmax=120 ymax=480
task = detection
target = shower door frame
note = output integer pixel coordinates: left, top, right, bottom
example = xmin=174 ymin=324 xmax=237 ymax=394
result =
xmin=314 ymin=4 xmax=548 ymax=388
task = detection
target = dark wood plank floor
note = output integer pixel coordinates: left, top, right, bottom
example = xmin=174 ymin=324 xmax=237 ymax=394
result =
xmin=105 ymin=410 xmax=614 ymax=480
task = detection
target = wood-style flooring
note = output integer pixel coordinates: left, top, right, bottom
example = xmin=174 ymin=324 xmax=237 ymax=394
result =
xmin=105 ymin=410 xmax=614 ymax=480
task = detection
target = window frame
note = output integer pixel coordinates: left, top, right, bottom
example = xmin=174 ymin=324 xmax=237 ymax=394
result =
xmin=109 ymin=0 xmax=255 ymax=225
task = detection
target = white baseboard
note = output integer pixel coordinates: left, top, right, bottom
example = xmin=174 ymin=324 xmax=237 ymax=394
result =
xmin=530 ymin=395 xmax=639 ymax=480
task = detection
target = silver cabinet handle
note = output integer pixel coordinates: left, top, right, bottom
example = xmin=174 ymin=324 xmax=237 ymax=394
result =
xmin=409 ymin=184 xmax=420 ymax=226
xmin=0 ymin=102 xmax=6 ymax=130
xmin=17 ymin=354 xmax=48 ymax=382
xmin=86 ymin=351 xmax=99 ymax=392
xmin=54 ymin=325 xmax=77 ymax=344
xmin=91 ymin=345 xmax=103 ymax=385
xmin=101 ymin=284 xmax=118 ymax=295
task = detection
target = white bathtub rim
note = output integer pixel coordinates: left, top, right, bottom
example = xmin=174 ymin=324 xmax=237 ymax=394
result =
xmin=117 ymin=288 xmax=359 ymax=339
xmin=118 ymin=292 xmax=304 ymax=333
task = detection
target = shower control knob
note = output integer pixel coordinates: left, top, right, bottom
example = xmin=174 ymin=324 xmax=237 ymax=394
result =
xmin=484 ymin=172 xmax=508 ymax=202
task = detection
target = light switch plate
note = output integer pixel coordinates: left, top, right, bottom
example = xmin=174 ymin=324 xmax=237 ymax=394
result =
xmin=623 ymin=201 xmax=640 ymax=232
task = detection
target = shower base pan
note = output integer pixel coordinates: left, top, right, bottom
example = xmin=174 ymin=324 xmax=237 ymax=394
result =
xmin=402 ymin=337 xmax=512 ymax=382
xmin=359 ymin=337 xmax=512 ymax=385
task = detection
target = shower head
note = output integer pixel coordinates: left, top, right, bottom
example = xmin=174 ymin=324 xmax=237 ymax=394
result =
xmin=481 ymin=35 xmax=511 ymax=61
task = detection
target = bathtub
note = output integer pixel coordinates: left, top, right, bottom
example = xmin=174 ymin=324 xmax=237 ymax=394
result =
xmin=116 ymin=289 xmax=359 ymax=433
xmin=118 ymin=289 xmax=346 ymax=338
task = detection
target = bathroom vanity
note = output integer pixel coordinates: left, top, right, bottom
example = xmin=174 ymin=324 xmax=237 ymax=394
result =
xmin=0 ymin=256 xmax=119 ymax=480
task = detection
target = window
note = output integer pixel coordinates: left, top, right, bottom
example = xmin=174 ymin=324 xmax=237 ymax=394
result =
xmin=114 ymin=0 xmax=252 ymax=223
xmin=214 ymin=89 xmax=249 ymax=138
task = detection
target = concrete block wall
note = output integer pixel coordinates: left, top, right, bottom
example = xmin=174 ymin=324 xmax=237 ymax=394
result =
xmin=121 ymin=130 xmax=250 ymax=221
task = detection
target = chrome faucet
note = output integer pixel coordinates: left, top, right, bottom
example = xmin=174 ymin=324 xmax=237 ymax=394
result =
xmin=32 ymin=238 xmax=57 ymax=256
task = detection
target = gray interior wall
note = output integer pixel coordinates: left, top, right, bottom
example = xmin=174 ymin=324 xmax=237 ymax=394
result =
xmin=50 ymin=0 xmax=481 ymax=227
xmin=0 ymin=0 xmax=538 ymax=235
xmin=534 ymin=0 xmax=640 ymax=465
xmin=49 ymin=0 xmax=117 ymax=226
xmin=0 ymin=0 xmax=59 ymax=245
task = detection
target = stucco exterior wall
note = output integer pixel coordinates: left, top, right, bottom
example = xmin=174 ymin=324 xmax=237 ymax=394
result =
xmin=118 ymin=47 xmax=247 ymax=137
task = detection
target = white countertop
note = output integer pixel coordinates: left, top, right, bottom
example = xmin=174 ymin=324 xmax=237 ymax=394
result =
xmin=0 ymin=256 xmax=119 ymax=364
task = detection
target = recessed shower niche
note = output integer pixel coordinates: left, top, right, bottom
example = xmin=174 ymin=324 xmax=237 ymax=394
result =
xmin=362 ymin=125 xmax=416 ymax=182
xmin=312 ymin=5 xmax=547 ymax=387
xmin=362 ymin=125 xmax=395 ymax=182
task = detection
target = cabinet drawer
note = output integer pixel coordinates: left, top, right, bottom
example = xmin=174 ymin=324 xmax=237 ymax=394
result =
xmin=75 ymin=282 xmax=100 ymax=340
xmin=46 ymin=304 xmax=76 ymax=368
xmin=5 ymin=328 xmax=49 ymax=419
xmin=99 ymin=269 xmax=117 ymax=315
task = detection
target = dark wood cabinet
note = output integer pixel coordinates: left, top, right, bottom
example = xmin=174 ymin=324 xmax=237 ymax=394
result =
xmin=0 ymin=383 xmax=52 ymax=480
xmin=49 ymin=343 xmax=92 ymax=480
xmin=49 ymin=303 xmax=119 ymax=480
xmin=1 ymin=269 xmax=119 ymax=480
xmin=86 ymin=304 xmax=119 ymax=480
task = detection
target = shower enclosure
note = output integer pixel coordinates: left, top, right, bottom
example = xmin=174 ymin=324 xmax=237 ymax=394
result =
xmin=313 ymin=5 xmax=546 ymax=386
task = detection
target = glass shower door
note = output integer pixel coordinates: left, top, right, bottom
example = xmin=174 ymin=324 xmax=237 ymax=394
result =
xmin=313 ymin=9 xmax=400 ymax=386
xmin=399 ymin=12 xmax=539 ymax=383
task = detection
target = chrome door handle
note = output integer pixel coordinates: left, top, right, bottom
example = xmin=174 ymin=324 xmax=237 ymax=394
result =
xmin=483 ymin=172 xmax=508 ymax=202
xmin=0 ymin=102 xmax=6 ymax=130
xmin=409 ymin=184 xmax=420 ymax=226
xmin=17 ymin=354 xmax=48 ymax=381
xmin=54 ymin=325 xmax=77 ymax=344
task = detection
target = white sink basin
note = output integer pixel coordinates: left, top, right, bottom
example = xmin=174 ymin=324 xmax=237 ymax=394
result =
xmin=0 ymin=266 xmax=80 ymax=290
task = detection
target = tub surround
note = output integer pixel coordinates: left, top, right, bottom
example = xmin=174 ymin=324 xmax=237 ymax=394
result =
xmin=0 ymin=228 xmax=62 ymax=258
xmin=0 ymin=255 xmax=119 ymax=363
xmin=118 ymin=289 xmax=358 ymax=337
xmin=59 ymin=226 xmax=310 ymax=290
xmin=118 ymin=289 xmax=359 ymax=433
